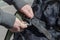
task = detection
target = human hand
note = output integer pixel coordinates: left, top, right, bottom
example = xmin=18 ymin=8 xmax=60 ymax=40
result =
xmin=20 ymin=4 xmax=34 ymax=19
xmin=9 ymin=18 xmax=28 ymax=32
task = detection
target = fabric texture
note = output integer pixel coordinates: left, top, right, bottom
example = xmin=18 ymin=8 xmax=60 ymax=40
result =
xmin=3 ymin=0 xmax=60 ymax=40
xmin=0 ymin=9 xmax=16 ymax=29
xmin=4 ymin=0 xmax=33 ymax=10
xmin=13 ymin=0 xmax=60 ymax=40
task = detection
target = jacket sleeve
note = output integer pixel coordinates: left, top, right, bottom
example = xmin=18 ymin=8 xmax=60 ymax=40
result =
xmin=12 ymin=0 xmax=27 ymax=10
xmin=0 ymin=9 xmax=16 ymax=29
xmin=4 ymin=0 xmax=27 ymax=10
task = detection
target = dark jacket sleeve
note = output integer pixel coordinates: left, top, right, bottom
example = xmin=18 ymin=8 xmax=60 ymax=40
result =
xmin=0 ymin=9 xmax=16 ymax=29
xmin=4 ymin=0 xmax=27 ymax=10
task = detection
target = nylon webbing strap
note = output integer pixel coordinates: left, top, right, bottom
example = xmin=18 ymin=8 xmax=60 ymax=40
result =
xmin=4 ymin=30 xmax=13 ymax=40
xmin=4 ymin=13 xmax=23 ymax=40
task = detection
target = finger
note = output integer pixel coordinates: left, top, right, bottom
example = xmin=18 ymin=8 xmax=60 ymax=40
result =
xmin=19 ymin=21 xmax=28 ymax=28
xmin=27 ymin=5 xmax=34 ymax=16
xmin=15 ymin=18 xmax=27 ymax=29
xmin=9 ymin=26 xmax=20 ymax=32
xmin=20 ymin=5 xmax=34 ymax=18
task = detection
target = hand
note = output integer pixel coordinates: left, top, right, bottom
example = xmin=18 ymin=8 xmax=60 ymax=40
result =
xmin=9 ymin=18 xmax=28 ymax=32
xmin=20 ymin=4 xmax=34 ymax=19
